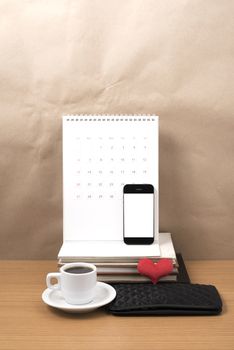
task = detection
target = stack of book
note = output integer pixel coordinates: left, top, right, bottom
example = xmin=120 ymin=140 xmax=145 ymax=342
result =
xmin=58 ymin=233 xmax=187 ymax=283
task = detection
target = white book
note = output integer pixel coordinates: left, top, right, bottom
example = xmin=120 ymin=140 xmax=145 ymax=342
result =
xmin=58 ymin=232 xmax=176 ymax=261
xmin=92 ymin=266 xmax=178 ymax=275
xmin=97 ymin=274 xmax=177 ymax=283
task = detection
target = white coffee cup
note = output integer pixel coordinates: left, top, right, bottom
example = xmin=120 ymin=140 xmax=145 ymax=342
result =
xmin=46 ymin=263 xmax=97 ymax=305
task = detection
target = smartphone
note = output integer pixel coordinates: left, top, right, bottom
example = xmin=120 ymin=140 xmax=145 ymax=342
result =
xmin=123 ymin=184 xmax=154 ymax=244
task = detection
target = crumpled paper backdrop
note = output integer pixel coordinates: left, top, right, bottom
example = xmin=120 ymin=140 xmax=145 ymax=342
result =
xmin=0 ymin=0 xmax=233 ymax=259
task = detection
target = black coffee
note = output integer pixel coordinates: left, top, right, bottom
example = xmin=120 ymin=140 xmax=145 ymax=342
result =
xmin=65 ymin=266 xmax=93 ymax=274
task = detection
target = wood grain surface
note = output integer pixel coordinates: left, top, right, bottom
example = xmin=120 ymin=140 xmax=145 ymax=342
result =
xmin=0 ymin=260 xmax=233 ymax=350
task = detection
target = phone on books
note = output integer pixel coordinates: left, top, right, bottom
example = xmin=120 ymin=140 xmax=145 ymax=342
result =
xmin=123 ymin=184 xmax=154 ymax=245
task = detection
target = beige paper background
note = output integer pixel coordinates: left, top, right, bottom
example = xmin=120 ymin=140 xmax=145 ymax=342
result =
xmin=0 ymin=0 xmax=233 ymax=259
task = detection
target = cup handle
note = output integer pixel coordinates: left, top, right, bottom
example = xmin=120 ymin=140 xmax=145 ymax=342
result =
xmin=46 ymin=273 xmax=61 ymax=290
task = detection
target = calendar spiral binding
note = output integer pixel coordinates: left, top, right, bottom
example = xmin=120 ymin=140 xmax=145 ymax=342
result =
xmin=63 ymin=114 xmax=158 ymax=122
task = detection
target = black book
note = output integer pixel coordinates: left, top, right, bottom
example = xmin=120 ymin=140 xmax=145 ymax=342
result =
xmin=174 ymin=253 xmax=191 ymax=283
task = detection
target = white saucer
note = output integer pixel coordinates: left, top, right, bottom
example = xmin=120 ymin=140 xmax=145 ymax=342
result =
xmin=42 ymin=282 xmax=116 ymax=313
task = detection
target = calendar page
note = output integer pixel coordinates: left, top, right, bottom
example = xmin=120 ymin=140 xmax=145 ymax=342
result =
xmin=63 ymin=115 xmax=159 ymax=241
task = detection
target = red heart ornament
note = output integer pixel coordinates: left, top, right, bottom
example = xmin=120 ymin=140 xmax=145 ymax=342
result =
xmin=137 ymin=258 xmax=173 ymax=284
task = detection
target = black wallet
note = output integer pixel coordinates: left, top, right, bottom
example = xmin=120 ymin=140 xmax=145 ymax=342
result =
xmin=108 ymin=283 xmax=222 ymax=316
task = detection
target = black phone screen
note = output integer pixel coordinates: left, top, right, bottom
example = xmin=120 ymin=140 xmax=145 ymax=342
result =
xmin=123 ymin=184 xmax=154 ymax=244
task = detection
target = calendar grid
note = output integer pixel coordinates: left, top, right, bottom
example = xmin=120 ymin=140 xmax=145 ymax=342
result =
xmin=63 ymin=115 xmax=159 ymax=241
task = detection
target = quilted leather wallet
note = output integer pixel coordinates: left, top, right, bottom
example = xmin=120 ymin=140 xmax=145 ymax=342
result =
xmin=108 ymin=283 xmax=222 ymax=316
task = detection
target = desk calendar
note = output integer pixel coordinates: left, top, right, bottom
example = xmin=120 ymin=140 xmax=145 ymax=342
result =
xmin=62 ymin=115 xmax=159 ymax=243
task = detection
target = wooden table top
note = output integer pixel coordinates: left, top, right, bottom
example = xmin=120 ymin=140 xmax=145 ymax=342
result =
xmin=0 ymin=260 xmax=234 ymax=350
